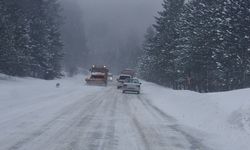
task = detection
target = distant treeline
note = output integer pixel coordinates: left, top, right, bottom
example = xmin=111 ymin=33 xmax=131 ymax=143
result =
xmin=0 ymin=0 xmax=63 ymax=79
xmin=138 ymin=0 xmax=250 ymax=92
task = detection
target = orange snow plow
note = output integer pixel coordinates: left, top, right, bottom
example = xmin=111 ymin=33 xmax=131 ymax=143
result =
xmin=85 ymin=65 xmax=109 ymax=86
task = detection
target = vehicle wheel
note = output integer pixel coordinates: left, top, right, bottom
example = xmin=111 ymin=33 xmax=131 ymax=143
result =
xmin=122 ymin=90 xmax=126 ymax=93
xmin=137 ymin=91 xmax=140 ymax=94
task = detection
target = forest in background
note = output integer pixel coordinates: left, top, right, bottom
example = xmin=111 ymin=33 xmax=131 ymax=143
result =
xmin=138 ymin=0 xmax=250 ymax=92
xmin=1 ymin=0 xmax=250 ymax=93
xmin=0 ymin=0 xmax=148 ymax=78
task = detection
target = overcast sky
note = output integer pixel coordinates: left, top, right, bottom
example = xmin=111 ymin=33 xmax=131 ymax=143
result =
xmin=60 ymin=0 xmax=163 ymax=71
xmin=75 ymin=0 xmax=163 ymax=51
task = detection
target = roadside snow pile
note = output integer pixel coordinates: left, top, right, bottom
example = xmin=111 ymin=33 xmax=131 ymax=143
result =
xmin=0 ymin=75 xmax=84 ymax=101
xmin=142 ymin=82 xmax=250 ymax=150
xmin=0 ymin=74 xmax=101 ymax=112
xmin=0 ymin=73 xmax=14 ymax=81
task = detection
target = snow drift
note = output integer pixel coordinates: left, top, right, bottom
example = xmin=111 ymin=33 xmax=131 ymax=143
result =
xmin=142 ymin=82 xmax=250 ymax=150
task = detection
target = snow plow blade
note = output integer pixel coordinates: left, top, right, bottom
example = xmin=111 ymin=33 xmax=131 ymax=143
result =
xmin=85 ymin=65 xmax=109 ymax=86
xmin=85 ymin=79 xmax=107 ymax=86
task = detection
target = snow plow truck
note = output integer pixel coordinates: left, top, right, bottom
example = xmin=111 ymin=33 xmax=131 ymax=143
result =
xmin=121 ymin=69 xmax=136 ymax=77
xmin=85 ymin=65 xmax=109 ymax=86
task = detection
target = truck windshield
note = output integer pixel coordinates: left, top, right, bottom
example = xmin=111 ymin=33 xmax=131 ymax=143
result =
xmin=92 ymin=75 xmax=104 ymax=79
xmin=91 ymin=68 xmax=108 ymax=73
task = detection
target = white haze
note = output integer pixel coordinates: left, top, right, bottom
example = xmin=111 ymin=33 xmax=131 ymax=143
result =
xmin=77 ymin=0 xmax=162 ymax=45
xmin=60 ymin=0 xmax=163 ymax=72
xmin=77 ymin=0 xmax=162 ymax=67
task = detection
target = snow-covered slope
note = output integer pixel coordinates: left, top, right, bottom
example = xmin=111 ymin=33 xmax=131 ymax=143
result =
xmin=0 ymin=75 xmax=107 ymax=150
xmin=143 ymin=82 xmax=250 ymax=150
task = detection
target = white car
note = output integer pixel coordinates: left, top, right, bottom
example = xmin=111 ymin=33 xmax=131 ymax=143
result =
xmin=122 ymin=78 xmax=141 ymax=94
xmin=117 ymin=74 xmax=132 ymax=89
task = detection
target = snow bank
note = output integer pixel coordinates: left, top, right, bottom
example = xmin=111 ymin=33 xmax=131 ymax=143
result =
xmin=142 ymin=82 xmax=250 ymax=150
xmin=0 ymin=74 xmax=103 ymax=116
xmin=0 ymin=73 xmax=15 ymax=81
xmin=0 ymin=75 xmax=84 ymax=101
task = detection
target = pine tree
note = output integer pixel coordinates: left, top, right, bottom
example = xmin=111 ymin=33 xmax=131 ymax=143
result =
xmin=0 ymin=0 xmax=31 ymax=76
xmin=0 ymin=0 xmax=63 ymax=79
xmin=139 ymin=0 xmax=250 ymax=92
xmin=43 ymin=0 xmax=63 ymax=79
xmin=138 ymin=26 xmax=157 ymax=82
xmin=173 ymin=0 xmax=250 ymax=92
xmin=220 ymin=0 xmax=250 ymax=90
xmin=143 ymin=0 xmax=184 ymax=86
xmin=176 ymin=0 xmax=225 ymax=92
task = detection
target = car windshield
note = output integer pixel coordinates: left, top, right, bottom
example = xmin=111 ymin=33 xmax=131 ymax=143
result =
xmin=125 ymin=78 xmax=139 ymax=83
xmin=132 ymin=79 xmax=139 ymax=83
xmin=92 ymin=75 xmax=104 ymax=79
xmin=119 ymin=76 xmax=130 ymax=80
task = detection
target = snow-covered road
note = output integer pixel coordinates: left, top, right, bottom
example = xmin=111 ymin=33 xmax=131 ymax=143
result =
xmin=1 ymin=75 xmax=250 ymax=150
xmin=0 ymin=78 xmax=210 ymax=150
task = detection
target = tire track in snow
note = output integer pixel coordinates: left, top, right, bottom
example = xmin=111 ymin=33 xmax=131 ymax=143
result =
xmin=137 ymin=95 xmax=212 ymax=150
xmin=99 ymin=91 xmax=119 ymax=150
xmin=6 ymin=88 xmax=111 ymax=150
xmin=0 ymin=89 xmax=89 ymax=128
xmin=137 ymin=95 xmax=176 ymax=122
xmin=131 ymin=117 xmax=151 ymax=150
xmin=122 ymin=94 xmax=151 ymax=150
xmin=3 ymin=84 xmax=212 ymax=150
xmin=50 ymin=91 xmax=107 ymax=150
xmin=42 ymin=88 xmax=115 ymax=150
xmin=126 ymin=94 xmax=172 ymax=150
xmin=82 ymin=88 xmax=119 ymax=150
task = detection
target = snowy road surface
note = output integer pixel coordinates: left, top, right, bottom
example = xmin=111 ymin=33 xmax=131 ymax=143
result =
xmin=0 ymin=78 xmax=211 ymax=150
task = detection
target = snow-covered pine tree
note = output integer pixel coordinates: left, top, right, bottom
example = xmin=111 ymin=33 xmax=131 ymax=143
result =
xmin=0 ymin=0 xmax=13 ymax=75
xmin=176 ymin=0 xmax=224 ymax=92
xmin=152 ymin=0 xmax=185 ymax=87
xmin=138 ymin=26 xmax=157 ymax=82
xmin=219 ymin=0 xmax=250 ymax=90
xmin=175 ymin=0 xmax=250 ymax=92
xmin=139 ymin=0 xmax=250 ymax=92
xmin=0 ymin=0 xmax=32 ymax=77
xmin=42 ymin=0 xmax=63 ymax=79
xmin=0 ymin=0 xmax=63 ymax=79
